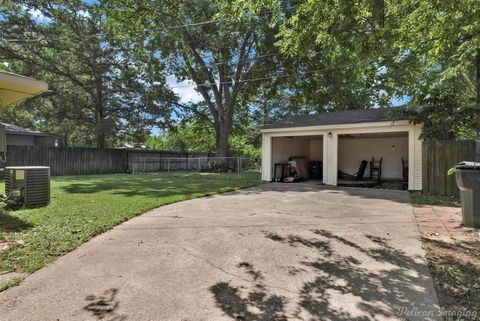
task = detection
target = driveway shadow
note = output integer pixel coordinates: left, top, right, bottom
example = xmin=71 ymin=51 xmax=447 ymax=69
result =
xmin=228 ymin=183 xmax=411 ymax=204
xmin=211 ymin=282 xmax=288 ymax=321
xmin=210 ymin=229 xmax=439 ymax=321
xmin=84 ymin=288 xmax=127 ymax=321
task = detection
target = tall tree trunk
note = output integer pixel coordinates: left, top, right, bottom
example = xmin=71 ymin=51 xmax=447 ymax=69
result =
xmin=96 ymin=108 xmax=106 ymax=148
xmin=263 ymin=101 xmax=269 ymax=125
xmin=215 ymin=121 xmax=230 ymax=158
xmin=95 ymin=79 xmax=106 ymax=149
xmin=476 ymin=49 xmax=480 ymax=161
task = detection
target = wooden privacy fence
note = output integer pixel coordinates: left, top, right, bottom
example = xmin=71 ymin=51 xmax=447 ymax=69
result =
xmin=4 ymin=146 xmax=208 ymax=176
xmin=422 ymin=140 xmax=475 ymax=197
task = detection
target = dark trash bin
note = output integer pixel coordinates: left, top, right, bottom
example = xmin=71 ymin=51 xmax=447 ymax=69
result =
xmin=309 ymin=161 xmax=323 ymax=179
xmin=455 ymin=161 xmax=480 ymax=228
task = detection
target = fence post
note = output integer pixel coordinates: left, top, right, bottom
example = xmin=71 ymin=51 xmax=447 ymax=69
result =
xmin=167 ymin=158 xmax=170 ymax=173
xmin=237 ymin=157 xmax=241 ymax=182
xmin=126 ymin=150 xmax=130 ymax=173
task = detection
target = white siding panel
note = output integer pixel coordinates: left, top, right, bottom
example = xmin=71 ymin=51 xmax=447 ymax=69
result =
xmin=325 ymin=133 xmax=338 ymax=186
xmin=413 ymin=125 xmax=423 ymax=190
xmin=261 ymin=134 xmax=272 ymax=181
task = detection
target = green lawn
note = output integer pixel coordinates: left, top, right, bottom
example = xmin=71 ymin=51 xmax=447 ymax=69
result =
xmin=0 ymin=171 xmax=261 ymax=275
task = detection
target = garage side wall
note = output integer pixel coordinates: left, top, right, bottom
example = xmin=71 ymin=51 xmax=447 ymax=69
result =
xmin=338 ymin=136 xmax=408 ymax=179
xmin=271 ymin=137 xmax=310 ymax=164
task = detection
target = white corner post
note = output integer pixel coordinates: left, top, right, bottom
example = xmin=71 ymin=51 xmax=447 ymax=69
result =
xmin=324 ymin=131 xmax=338 ymax=186
xmin=261 ymin=133 xmax=272 ymax=181
xmin=408 ymin=125 xmax=423 ymax=191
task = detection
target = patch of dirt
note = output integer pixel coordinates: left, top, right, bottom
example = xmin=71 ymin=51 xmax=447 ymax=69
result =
xmin=0 ymin=271 xmax=26 ymax=284
xmin=414 ymin=205 xmax=480 ymax=320
xmin=0 ymin=241 xmax=10 ymax=253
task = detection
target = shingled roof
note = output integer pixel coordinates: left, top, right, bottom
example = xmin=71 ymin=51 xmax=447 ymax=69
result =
xmin=3 ymin=123 xmax=51 ymax=137
xmin=261 ymin=108 xmax=408 ymax=130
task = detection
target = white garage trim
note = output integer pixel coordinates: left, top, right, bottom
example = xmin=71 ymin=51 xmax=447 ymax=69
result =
xmin=261 ymin=120 xmax=410 ymax=134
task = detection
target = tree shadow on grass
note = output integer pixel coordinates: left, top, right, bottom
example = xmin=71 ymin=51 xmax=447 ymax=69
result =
xmin=0 ymin=211 xmax=33 ymax=233
xmin=210 ymin=229 xmax=441 ymax=321
xmin=60 ymin=173 xmax=254 ymax=198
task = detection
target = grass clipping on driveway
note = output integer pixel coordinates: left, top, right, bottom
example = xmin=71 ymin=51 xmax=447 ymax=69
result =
xmin=0 ymin=172 xmax=260 ymax=276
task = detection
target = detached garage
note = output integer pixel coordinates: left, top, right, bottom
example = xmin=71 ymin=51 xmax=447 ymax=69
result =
xmin=261 ymin=108 xmax=423 ymax=190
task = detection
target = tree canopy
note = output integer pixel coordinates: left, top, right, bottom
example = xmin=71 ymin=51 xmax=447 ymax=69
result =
xmin=258 ymin=0 xmax=479 ymax=140
xmin=0 ymin=0 xmax=177 ymax=147
xmin=105 ymin=0 xmax=283 ymax=156
xmin=1 ymin=0 xmax=479 ymax=154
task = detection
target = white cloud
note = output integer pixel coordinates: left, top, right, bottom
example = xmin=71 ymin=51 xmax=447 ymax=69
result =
xmin=21 ymin=5 xmax=52 ymax=24
xmin=77 ymin=10 xmax=91 ymax=18
xmin=167 ymin=75 xmax=203 ymax=103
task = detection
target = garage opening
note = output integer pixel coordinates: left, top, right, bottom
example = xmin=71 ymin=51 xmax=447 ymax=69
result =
xmin=271 ymin=135 xmax=323 ymax=183
xmin=337 ymin=132 xmax=408 ymax=190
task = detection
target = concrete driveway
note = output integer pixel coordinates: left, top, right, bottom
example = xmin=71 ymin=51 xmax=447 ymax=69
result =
xmin=0 ymin=184 xmax=441 ymax=321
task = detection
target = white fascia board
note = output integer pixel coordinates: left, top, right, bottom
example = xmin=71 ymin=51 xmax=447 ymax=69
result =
xmin=261 ymin=120 xmax=411 ymax=134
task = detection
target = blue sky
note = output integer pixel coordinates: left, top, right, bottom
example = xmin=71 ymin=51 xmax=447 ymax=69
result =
xmin=391 ymin=96 xmax=410 ymax=107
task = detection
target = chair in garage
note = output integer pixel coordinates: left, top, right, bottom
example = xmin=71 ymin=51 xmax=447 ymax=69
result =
xmin=338 ymin=160 xmax=368 ymax=181
xmin=370 ymin=157 xmax=383 ymax=181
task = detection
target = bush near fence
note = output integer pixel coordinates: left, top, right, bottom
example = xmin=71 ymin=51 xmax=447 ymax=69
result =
xmin=422 ymin=140 xmax=475 ymax=197
xmin=129 ymin=156 xmax=258 ymax=173
xmin=4 ymin=145 xmax=208 ymax=176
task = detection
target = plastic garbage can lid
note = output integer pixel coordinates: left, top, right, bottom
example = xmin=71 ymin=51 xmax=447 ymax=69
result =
xmin=455 ymin=161 xmax=480 ymax=169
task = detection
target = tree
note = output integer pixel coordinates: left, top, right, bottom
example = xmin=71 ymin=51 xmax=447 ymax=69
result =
xmin=385 ymin=0 xmax=480 ymax=156
xmin=252 ymin=0 xmax=479 ymax=146
xmin=251 ymin=0 xmax=397 ymax=111
xmin=0 ymin=0 xmax=176 ymax=147
xmin=107 ymin=0 xmax=279 ymax=157
xmin=145 ymin=121 xmax=261 ymax=158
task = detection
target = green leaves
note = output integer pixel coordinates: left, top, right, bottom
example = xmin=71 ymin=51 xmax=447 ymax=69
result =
xmin=145 ymin=120 xmax=260 ymax=158
xmin=263 ymin=0 xmax=480 ymax=137
xmin=105 ymin=0 xmax=280 ymax=155
xmin=0 ymin=0 xmax=176 ymax=147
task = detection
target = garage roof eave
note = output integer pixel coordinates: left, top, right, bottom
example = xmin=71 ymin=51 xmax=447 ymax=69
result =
xmin=260 ymin=119 xmax=412 ymax=133
xmin=261 ymin=108 xmax=411 ymax=132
